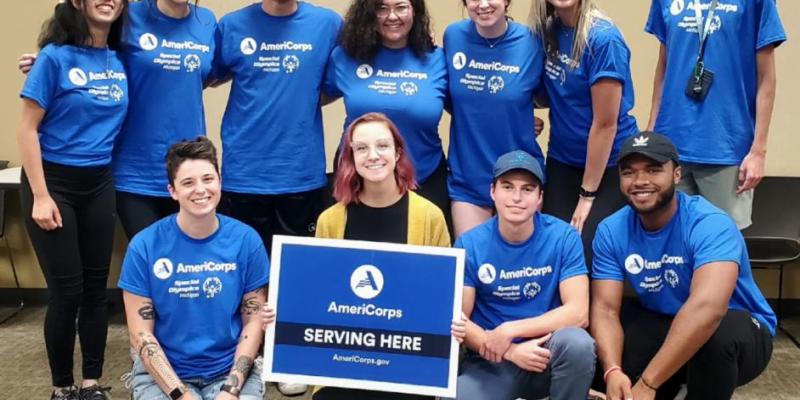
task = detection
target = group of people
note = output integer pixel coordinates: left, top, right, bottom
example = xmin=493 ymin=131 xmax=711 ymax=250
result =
xmin=14 ymin=0 xmax=785 ymax=399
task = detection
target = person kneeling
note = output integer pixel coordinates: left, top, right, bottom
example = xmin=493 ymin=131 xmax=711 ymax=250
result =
xmin=454 ymin=151 xmax=596 ymax=400
xmin=119 ymin=137 xmax=270 ymax=400
xmin=591 ymin=132 xmax=775 ymax=400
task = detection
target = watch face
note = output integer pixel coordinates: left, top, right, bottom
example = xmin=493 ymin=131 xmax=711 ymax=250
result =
xmin=169 ymin=387 xmax=185 ymax=400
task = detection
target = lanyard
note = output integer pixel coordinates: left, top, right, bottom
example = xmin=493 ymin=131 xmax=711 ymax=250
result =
xmin=693 ymin=0 xmax=719 ymax=60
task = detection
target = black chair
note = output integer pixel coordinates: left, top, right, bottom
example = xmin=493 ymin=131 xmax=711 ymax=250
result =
xmin=0 ymin=162 xmax=24 ymax=324
xmin=742 ymin=177 xmax=800 ymax=347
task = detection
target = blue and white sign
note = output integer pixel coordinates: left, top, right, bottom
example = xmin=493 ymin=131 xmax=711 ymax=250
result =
xmin=263 ymin=235 xmax=465 ymax=397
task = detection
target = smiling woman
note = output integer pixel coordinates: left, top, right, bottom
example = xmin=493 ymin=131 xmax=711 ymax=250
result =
xmin=17 ymin=0 xmax=129 ymax=398
xmin=313 ymin=112 xmax=455 ymax=399
xmin=324 ymin=0 xmax=452 ymax=235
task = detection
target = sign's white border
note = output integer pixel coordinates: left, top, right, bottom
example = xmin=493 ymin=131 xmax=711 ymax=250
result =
xmin=262 ymin=235 xmax=465 ymax=398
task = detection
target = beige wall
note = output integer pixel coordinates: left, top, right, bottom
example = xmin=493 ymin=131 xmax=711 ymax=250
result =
xmin=0 ymin=1 xmax=797 ymax=296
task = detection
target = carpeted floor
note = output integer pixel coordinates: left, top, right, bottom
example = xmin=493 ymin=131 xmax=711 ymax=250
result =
xmin=1 ymin=306 xmax=798 ymax=399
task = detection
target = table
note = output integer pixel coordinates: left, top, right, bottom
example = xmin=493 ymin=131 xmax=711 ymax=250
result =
xmin=0 ymin=166 xmax=22 ymax=324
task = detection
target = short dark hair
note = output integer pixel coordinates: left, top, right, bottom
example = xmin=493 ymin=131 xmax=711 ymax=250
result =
xmin=165 ymin=137 xmax=219 ymax=185
xmin=38 ymin=0 xmax=129 ymax=50
xmin=339 ymin=0 xmax=434 ymax=63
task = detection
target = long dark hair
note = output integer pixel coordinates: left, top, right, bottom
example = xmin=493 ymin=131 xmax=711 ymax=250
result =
xmin=38 ymin=0 xmax=129 ymax=50
xmin=339 ymin=0 xmax=434 ymax=63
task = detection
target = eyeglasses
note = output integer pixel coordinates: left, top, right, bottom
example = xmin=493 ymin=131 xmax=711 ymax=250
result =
xmin=351 ymin=140 xmax=395 ymax=157
xmin=377 ymin=3 xmax=412 ymax=19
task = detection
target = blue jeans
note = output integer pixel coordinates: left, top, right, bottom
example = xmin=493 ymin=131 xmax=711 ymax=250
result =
xmin=130 ymin=355 xmax=265 ymax=400
xmin=454 ymin=327 xmax=595 ymax=400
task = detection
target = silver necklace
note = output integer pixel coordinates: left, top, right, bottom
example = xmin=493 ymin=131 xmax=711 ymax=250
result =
xmin=482 ymin=21 xmax=509 ymax=49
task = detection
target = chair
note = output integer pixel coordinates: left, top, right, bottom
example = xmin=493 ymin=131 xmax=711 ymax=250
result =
xmin=742 ymin=177 xmax=800 ymax=347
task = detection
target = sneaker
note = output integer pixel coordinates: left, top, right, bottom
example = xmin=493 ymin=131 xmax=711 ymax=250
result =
xmin=78 ymin=385 xmax=112 ymax=400
xmin=277 ymin=382 xmax=308 ymax=396
xmin=51 ymin=386 xmax=79 ymax=400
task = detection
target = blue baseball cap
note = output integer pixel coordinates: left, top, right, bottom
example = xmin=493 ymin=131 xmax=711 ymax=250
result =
xmin=493 ymin=150 xmax=545 ymax=184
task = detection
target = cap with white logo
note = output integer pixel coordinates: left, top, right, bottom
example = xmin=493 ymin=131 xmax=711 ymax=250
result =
xmin=617 ymin=131 xmax=679 ymax=164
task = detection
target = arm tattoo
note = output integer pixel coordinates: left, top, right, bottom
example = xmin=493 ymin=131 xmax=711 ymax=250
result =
xmin=240 ymin=296 xmax=261 ymax=315
xmin=137 ymin=302 xmax=156 ymax=320
xmin=234 ymin=355 xmax=254 ymax=377
xmin=137 ymin=332 xmax=183 ymax=391
xmin=224 ymin=373 xmax=240 ymax=388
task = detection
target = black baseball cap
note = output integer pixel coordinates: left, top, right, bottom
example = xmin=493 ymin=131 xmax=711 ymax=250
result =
xmin=617 ymin=131 xmax=679 ymax=164
xmin=493 ymin=150 xmax=546 ymax=184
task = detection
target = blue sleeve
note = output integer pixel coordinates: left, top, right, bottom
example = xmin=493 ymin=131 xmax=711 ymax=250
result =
xmin=210 ymin=21 xmax=230 ymax=81
xmin=689 ymin=213 xmax=742 ymax=271
xmin=755 ymin=0 xmax=787 ymax=50
xmin=644 ymin=0 xmax=667 ymax=43
xmin=529 ymin=31 xmax=545 ymax=93
xmin=455 ymin=237 xmax=477 ymax=288
xmin=558 ymin=227 xmax=588 ymax=282
xmin=117 ymin=239 xmax=151 ymax=298
xmin=591 ymin=223 xmax=625 ymax=281
xmin=321 ymin=51 xmax=342 ymax=98
xmin=588 ymin=30 xmax=630 ymax=86
xmin=243 ymin=231 xmax=270 ymax=293
xmin=20 ymin=49 xmax=59 ymax=110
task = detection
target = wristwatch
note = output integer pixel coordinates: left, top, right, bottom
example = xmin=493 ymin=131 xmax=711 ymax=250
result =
xmin=579 ymin=186 xmax=598 ymax=198
xmin=221 ymin=383 xmax=241 ymax=397
xmin=168 ymin=386 xmax=186 ymax=400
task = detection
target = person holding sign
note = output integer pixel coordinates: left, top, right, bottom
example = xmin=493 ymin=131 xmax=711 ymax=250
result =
xmin=454 ymin=150 xmax=595 ymax=400
xmin=591 ymin=132 xmax=774 ymax=400
xmin=119 ymin=138 xmax=269 ymax=400
xmin=306 ymin=112 xmax=461 ymax=399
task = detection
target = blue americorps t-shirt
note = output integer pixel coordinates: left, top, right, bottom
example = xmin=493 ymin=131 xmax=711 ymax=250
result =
xmin=544 ymin=19 xmax=638 ymax=168
xmin=323 ymin=45 xmax=447 ymax=183
xmin=444 ymin=20 xmax=546 ymax=207
xmin=645 ymin=0 xmax=786 ymax=165
xmin=118 ymin=214 xmax=270 ymax=379
xmin=456 ymin=214 xmax=587 ymax=332
xmin=213 ymin=2 xmax=342 ymax=194
xmin=592 ymin=191 xmax=776 ymax=335
xmin=114 ymin=0 xmax=216 ymax=197
xmin=21 ymin=44 xmax=128 ymax=167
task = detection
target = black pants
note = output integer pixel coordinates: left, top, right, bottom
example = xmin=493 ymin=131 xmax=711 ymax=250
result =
xmin=220 ymin=188 xmax=324 ymax=252
xmin=610 ymin=301 xmax=773 ymax=400
xmin=116 ymin=191 xmax=178 ymax=239
xmin=21 ymin=162 xmax=117 ymax=387
xmin=542 ymin=159 xmax=626 ymax=264
xmin=414 ymin=155 xmax=452 ymax=241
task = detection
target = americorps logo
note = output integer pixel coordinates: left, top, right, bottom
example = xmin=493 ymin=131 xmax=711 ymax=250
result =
xmin=68 ymin=68 xmax=88 ymax=86
xmin=452 ymin=52 xmax=467 ymax=71
xmin=139 ymin=33 xmax=159 ymax=51
xmin=356 ymin=64 xmax=373 ymax=79
xmin=625 ymin=253 xmax=686 ymax=275
xmin=350 ymin=264 xmax=384 ymax=300
xmin=153 ymin=258 xmax=174 ymax=280
xmin=240 ymin=37 xmax=257 ymax=55
xmin=478 ymin=263 xmax=496 ymax=285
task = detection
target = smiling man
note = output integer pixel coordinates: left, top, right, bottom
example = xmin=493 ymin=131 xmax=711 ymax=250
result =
xmin=590 ymin=132 xmax=775 ymax=400
xmin=454 ymin=150 xmax=595 ymax=400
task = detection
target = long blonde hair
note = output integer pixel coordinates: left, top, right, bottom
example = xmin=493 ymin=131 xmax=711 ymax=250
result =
xmin=528 ymin=0 xmax=611 ymax=70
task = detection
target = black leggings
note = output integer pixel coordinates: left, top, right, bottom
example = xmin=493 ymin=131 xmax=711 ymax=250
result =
xmin=21 ymin=162 xmax=117 ymax=387
xmin=542 ymin=158 xmax=626 ymax=264
xmin=414 ymin=155 xmax=452 ymax=241
xmin=616 ymin=301 xmax=773 ymax=400
xmin=116 ymin=191 xmax=178 ymax=239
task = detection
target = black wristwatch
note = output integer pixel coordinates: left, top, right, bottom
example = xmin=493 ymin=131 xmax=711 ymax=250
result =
xmin=579 ymin=186 xmax=598 ymax=198
xmin=168 ymin=386 xmax=186 ymax=400
xmin=221 ymin=383 xmax=241 ymax=397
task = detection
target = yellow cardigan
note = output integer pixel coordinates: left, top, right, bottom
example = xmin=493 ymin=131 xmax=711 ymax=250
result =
xmin=315 ymin=191 xmax=451 ymax=247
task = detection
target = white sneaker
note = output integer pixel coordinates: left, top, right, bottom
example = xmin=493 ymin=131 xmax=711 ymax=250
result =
xmin=276 ymin=382 xmax=308 ymax=396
